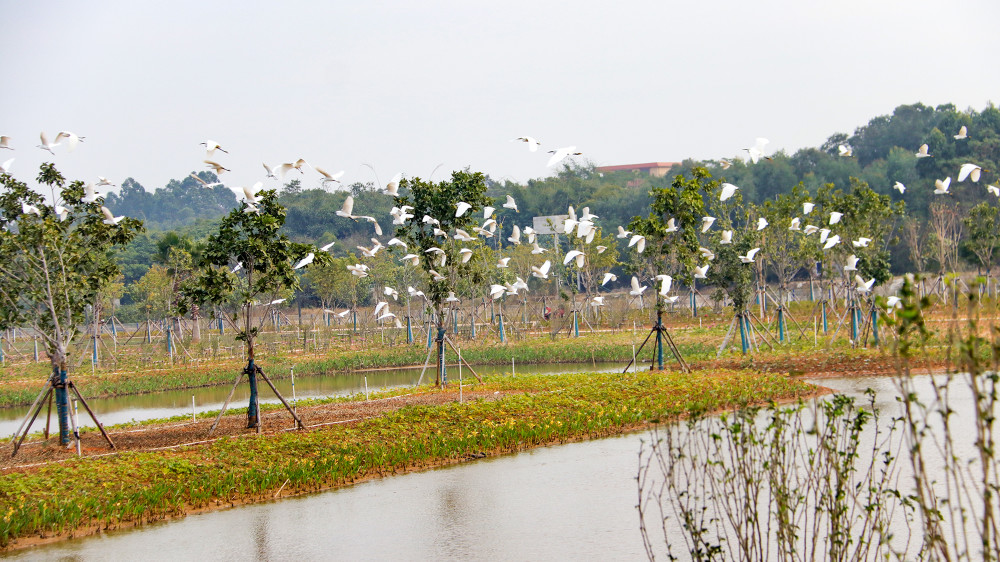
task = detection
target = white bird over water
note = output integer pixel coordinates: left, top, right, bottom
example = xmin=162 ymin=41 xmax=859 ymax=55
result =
xmin=719 ymin=182 xmax=739 ymax=201
xmin=934 ymin=177 xmax=952 ymax=195
xmin=547 ymin=146 xmax=582 ymax=167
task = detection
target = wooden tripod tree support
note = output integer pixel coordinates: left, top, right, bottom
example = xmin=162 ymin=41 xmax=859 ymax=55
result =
xmin=11 ymin=379 xmax=115 ymax=457
xmin=207 ymin=363 xmax=303 ymax=436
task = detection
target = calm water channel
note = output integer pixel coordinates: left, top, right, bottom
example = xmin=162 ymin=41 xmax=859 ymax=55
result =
xmin=1 ymin=362 xmax=620 ymax=437
xmin=5 ymin=372 xmax=988 ymax=560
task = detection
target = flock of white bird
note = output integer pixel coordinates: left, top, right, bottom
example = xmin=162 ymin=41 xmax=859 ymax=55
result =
xmin=3 ymin=126 xmax=996 ymax=320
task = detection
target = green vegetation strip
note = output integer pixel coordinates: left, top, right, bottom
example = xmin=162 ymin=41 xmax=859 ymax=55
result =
xmin=0 ymin=334 xmax=717 ymax=407
xmin=0 ymin=369 xmax=812 ymax=548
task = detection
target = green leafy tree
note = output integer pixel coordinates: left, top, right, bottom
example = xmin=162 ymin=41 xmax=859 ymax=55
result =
xmin=759 ymin=183 xmax=816 ymax=304
xmin=0 ymin=163 xmax=142 ymax=445
xmin=395 ymin=170 xmax=492 ymax=384
xmin=963 ymin=202 xmax=1000 ymax=282
xmin=181 ymin=190 xmax=327 ymax=428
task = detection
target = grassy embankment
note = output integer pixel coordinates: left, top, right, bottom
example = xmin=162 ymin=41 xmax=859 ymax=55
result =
xmin=0 ymin=368 xmax=815 ymax=549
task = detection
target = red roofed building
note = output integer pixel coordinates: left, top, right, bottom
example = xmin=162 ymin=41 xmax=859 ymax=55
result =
xmin=595 ymin=162 xmax=679 ymax=178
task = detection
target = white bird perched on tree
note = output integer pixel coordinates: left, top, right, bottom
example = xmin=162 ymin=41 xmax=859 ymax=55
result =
xmin=803 ymin=225 xmax=819 ymax=235
xmin=720 ymin=230 xmax=733 ymax=244
xmin=757 ymin=217 xmax=768 ymax=230
xmin=459 ymin=248 xmax=474 ymax=263
xmin=719 ymin=182 xmax=740 ymax=201
xmin=455 ymin=201 xmax=472 ymax=217
xmin=789 ymin=217 xmax=801 ymax=231
xmin=0 ymin=158 xmax=13 ymax=174
xmin=915 ymin=144 xmax=931 ymax=158
xmin=503 ymin=195 xmax=518 ymax=212
xmin=384 ymin=173 xmax=403 ymax=197
xmin=829 ymin=212 xmax=843 ymax=225
xmin=958 ymin=163 xmax=983 ymax=182
xmin=693 ymin=264 xmax=709 ymax=279
xmin=531 ymin=242 xmax=548 ymax=254
xmin=21 ymin=202 xmax=42 ymax=216
xmin=739 ymin=248 xmax=760 ymax=264
xmin=665 ymin=217 xmax=678 ymax=233
xmin=844 ymin=255 xmax=859 ymax=272
xmin=336 ymin=196 xmax=355 ymax=219
xmin=656 ymin=274 xmax=673 ymax=296
xmin=315 ymin=167 xmax=345 ymax=185
xmin=629 ymin=276 xmax=647 ymax=296
xmin=893 ymin=181 xmax=906 ymax=193
xmin=387 ymin=238 xmax=408 ymax=250
xmin=293 ymin=253 xmax=314 ymax=269
xmin=934 ymin=177 xmax=951 ymax=195
xmin=512 ymin=136 xmax=541 ymax=152
xmin=629 ymin=234 xmax=646 ymax=254
xmin=563 ymin=250 xmax=585 ymax=267
xmin=547 ymin=146 xmax=582 ymax=167
xmin=855 ymin=275 xmax=875 ymax=293
xmin=232 ymin=263 xmax=243 ymax=273
xmin=838 ymin=145 xmax=853 ymax=157
xmin=954 ymin=126 xmax=968 ymax=140
xmin=100 ymin=206 xmax=124 ymax=225
xmin=617 ymin=225 xmax=631 ymax=239
xmin=383 ymin=286 xmax=399 ymax=301
xmin=602 ymin=272 xmax=617 ymax=286
xmin=204 ymin=160 xmax=230 ymax=175
xmin=744 ymin=137 xmax=770 ymax=164
xmin=429 ymin=269 xmax=447 ymax=282
xmin=852 ymin=237 xmax=872 ymax=248
xmin=200 ymin=140 xmax=228 ymax=156
xmin=508 ymin=225 xmax=521 ymax=245
xmin=531 ymin=260 xmax=551 ymax=279
xmin=701 ymin=216 xmax=715 ymax=233
xmin=823 ymin=235 xmax=841 ymax=249
xmin=497 ymin=257 xmax=511 ymax=268
xmin=803 ymin=202 xmax=815 ymax=215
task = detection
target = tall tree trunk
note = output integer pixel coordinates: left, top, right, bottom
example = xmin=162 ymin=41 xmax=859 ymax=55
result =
xmin=52 ymin=356 xmax=70 ymax=445
xmin=191 ymin=304 xmax=201 ymax=343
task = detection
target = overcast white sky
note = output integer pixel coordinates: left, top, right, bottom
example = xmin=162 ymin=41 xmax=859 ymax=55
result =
xmin=3 ymin=0 xmax=999 ymax=197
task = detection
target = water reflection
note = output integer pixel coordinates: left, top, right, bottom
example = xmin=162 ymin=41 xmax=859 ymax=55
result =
xmin=1 ymin=363 xmax=620 ymax=437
